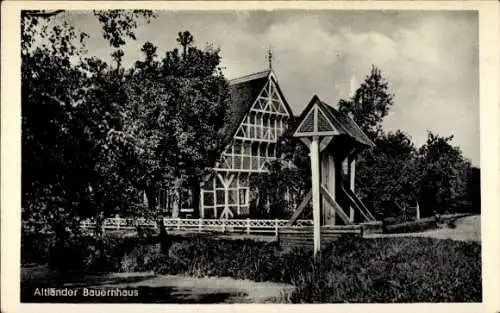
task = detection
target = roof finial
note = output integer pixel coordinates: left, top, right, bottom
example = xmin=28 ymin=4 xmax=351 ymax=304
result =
xmin=267 ymin=46 xmax=273 ymax=69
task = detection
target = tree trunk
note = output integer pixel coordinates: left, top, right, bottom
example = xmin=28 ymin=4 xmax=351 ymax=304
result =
xmin=94 ymin=211 xmax=104 ymax=239
xmin=145 ymin=188 xmax=171 ymax=253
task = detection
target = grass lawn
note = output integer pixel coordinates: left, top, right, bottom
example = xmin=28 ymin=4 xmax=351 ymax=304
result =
xmin=21 ymin=232 xmax=482 ymax=303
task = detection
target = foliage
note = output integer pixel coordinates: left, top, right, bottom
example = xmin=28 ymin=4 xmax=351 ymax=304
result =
xmin=21 ymin=10 xmax=155 ymax=240
xmin=246 ymin=135 xmax=311 ymax=219
xmin=356 ymin=131 xmax=473 ymax=220
xmin=93 ymin=10 xmax=157 ymax=48
xmin=22 ymin=8 xmax=229 ymax=254
xmin=22 ymin=230 xmax=482 ymax=303
xmin=355 ymin=131 xmax=420 ymax=220
xmin=338 ymin=65 xmax=394 ymax=140
xmin=110 ymin=32 xmax=230 ymax=221
xmin=249 ymin=160 xmax=310 ymax=219
xmin=417 ymin=132 xmax=472 ymax=216
xmin=119 ymin=236 xmax=480 ymax=302
xmin=290 ymin=237 xmax=481 ymax=303
xmin=339 ymin=66 xmax=477 ymax=220
xmin=465 ymin=166 xmax=481 ymax=214
xmin=382 ymin=217 xmax=438 ymax=233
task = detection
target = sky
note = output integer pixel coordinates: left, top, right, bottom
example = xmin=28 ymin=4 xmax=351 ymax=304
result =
xmin=57 ymin=10 xmax=479 ymax=166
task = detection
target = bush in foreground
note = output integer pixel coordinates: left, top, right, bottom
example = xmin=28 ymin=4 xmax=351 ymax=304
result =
xmin=130 ymin=236 xmax=481 ymax=303
xmin=22 ymin=232 xmax=481 ymax=303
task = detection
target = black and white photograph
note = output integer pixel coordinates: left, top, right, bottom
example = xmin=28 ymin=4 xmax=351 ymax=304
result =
xmin=2 ymin=1 xmax=499 ymax=310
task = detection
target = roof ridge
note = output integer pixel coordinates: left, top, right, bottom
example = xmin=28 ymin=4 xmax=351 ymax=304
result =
xmin=319 ymin=100 xmax=375 ymax=147
xmin=229 ymin=69 xmax=272 ymax=86
xmin=318 ymin=100 xmax=351 ymax=135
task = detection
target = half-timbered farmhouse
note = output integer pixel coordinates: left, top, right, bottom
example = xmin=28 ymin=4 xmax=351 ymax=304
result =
xmin=200 ymin=68 xmax=294 ymax=219
xmin=159 ymin=65 xmax=376 ymax=224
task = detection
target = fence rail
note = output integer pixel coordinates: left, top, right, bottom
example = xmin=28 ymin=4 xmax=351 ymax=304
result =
xmin=80 ymin=217 xmax=314 ymax=236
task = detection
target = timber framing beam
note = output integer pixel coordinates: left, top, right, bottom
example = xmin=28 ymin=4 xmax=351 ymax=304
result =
xmin=340 ymin=182 xmax=376 ymax=222
xmin=320 ymin=184 xmax=351 ymax=224
xmin=286 ymin=189 xmax=312 ymax=226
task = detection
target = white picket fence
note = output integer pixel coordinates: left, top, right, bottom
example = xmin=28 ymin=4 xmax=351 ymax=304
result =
xmin=80 ymin=217 xmax=314 ymax=236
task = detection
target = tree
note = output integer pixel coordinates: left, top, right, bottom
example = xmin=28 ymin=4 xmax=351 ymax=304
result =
xmin=249 ymin=136 xmax=311 ymax=219
xmin=338 ymin=65 xmax=394 ymax=140
xmin=111 ymin=32 xmax=229 ymax=248
xmin=177 ymin=31 xmax=194 ymax=57
xmin=336 ymin=66 xmax=402 ymax=220
xmin=21 ymin=10 xmax=155 ymax=240
xmin=336 ymin=66 xmax=475 ymax=221
xmin=355 ymin=131 xmax=420 ymax=220
xmin=465 ymin=166 xmax=481 ymax=214
xmin=417 ymin=132 xmax=471 ymax=216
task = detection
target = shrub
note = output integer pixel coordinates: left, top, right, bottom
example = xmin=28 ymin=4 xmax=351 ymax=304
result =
xmin=21 ymin=231 xmax=54 ymax=265
xmin=22 ymin=229 xmax=164 ymax=273
xmin=383 ymin=218 xmax=438 ymax=234
xmin=382 ymin=217 xmax=398 ymax=226
xmin=22 ymin=230 xmax=481 ymax=303
xmin=142 ymin=236 xmax=481 ymax=303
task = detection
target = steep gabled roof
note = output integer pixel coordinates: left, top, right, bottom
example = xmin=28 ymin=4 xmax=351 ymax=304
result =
xmin=222 ymin=69 xmax=293 ymax=146
xmin=318 ymin=100 xmax=375 ymax=147
xmin=290 ymin=95 xmax=375 ymax=147
xmin=223 ymin=70 xmax=270 ymax=145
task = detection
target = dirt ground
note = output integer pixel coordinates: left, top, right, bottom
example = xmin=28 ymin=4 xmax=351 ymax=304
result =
xmin=92 ymin=273 xmax=294 ymax=303
xmin=21 ymin=267 xmax=294 ymax=303
xmin=364 ymin=215 xmax=481 ymax=242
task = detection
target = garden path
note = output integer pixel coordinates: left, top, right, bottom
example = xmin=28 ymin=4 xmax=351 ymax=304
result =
xmin=364 ymin=215 xmax=481 ymax=242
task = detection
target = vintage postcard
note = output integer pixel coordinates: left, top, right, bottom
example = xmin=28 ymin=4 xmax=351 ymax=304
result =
xmin=1 ymin=1 xmax=499 ymax=313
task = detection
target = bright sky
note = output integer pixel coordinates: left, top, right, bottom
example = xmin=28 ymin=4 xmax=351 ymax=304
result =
xmin=58 ymin=10 xmax=479 ymax=166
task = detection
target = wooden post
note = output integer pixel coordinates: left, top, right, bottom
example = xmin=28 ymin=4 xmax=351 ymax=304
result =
xmin=274 ymin=219 xmax=279 ymax=238
xmin=198 ymin=218 xmax=202 ymax=232
xmin=320 ymin=151 xmax=328 ymax=225
xmin=329 ymin=154 xmax=336 ymax=225
xmin=321 ymin=153 xmax=336 ymax=226
xmin=349 ymin=155 xmax=356 ymax=223
xmin=224 ymin=181 xmax=229 ymax=219
xmin=200 ymin=187 xmax=204 ymax=219
xmin=246 ymin=218 xmax=250 ymax=234
xmin=172 ymin=189 xmax=180 ymax=218
xmin=310 ymin=136 xmax=321 ymax=257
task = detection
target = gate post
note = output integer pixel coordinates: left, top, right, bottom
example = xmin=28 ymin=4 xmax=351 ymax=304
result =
xmin=274 ymin=219 xmax=279 ymax=238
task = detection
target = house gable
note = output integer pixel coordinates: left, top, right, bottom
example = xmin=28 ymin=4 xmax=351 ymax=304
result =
xmin=294 ymin=96 xmax=340 ymax=137
xmin=290 ymin=95 xmax=375 ymax=148
xmin=214 ymin=70 xmax=294 ymax=173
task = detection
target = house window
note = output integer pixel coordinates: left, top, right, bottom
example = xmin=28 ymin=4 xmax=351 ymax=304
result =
xmin=158 ymin=189 xmax=168 ymax=212
xmin=251 ymin=142 xmax=259 ymax=156
xmin=180 ymin=188 xmax=193 ymax=212
xmin=239 ymin=188 xmax=248 ymax=205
